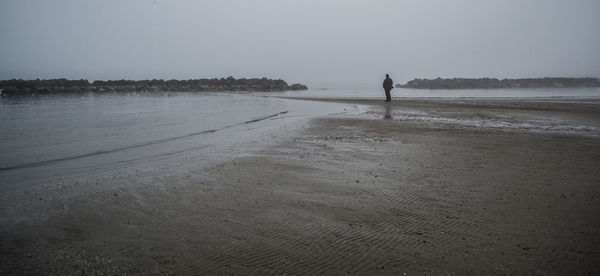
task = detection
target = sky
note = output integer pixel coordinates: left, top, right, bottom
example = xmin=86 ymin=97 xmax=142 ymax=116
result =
xmin=1 ymin=0 xmax=599 ymax=87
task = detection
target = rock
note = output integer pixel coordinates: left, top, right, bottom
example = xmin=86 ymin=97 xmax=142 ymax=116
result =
xmin=396 ymin=77 xmax=600 ymax=89
xmin=289 ymin=83 xmax=308 ymax=90
xmin=0 ymin=77 xmax=309 ymax=95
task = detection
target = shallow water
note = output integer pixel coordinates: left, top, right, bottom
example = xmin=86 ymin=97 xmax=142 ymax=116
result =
xmin=0 ymin=92 xmax=351 ymax=187
xmin=1 ymin=89 xmax=598 ymax=219
xmin=2 ymin=88 xmax=599 ymax=186
xmin=272 ymin=86 xmax=600 ymax=98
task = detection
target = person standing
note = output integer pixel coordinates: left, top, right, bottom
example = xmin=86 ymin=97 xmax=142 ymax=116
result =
xmin=383 ymin=74 xmax=393 ymax=102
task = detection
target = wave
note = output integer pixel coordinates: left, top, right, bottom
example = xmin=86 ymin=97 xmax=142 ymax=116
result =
xmin=0 ymin=111 xmax=289 ymax=172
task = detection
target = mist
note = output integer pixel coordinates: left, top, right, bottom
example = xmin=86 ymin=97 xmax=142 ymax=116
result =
xmin=1 ymin=0 xmax=599 ymax=88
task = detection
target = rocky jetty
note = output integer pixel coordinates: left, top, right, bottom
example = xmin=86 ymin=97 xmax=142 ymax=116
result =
xmin=0 ymin=77 xmax=308 ymax=95
xmin=396 ymin=77 xmax=600 ymax=89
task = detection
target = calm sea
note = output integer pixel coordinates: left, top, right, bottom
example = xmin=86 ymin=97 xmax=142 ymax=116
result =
xmin=0 ymin=91 xmax=350 ymax=187
xmin=1 ymin=87 xmax=599 ymax=186
xmin=1 ymin=87 xmax=600 ymax=225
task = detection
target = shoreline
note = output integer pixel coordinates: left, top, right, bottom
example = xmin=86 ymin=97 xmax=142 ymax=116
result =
xmin=2 ymin=97 xmax=599 ymax=274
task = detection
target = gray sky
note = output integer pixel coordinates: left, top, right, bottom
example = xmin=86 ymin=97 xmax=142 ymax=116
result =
xmin=1 ymin=0 xmax=599 ymax=87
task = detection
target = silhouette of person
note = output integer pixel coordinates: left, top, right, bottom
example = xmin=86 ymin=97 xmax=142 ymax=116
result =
xmin=383 ymin=74 xmax=393 ymax=102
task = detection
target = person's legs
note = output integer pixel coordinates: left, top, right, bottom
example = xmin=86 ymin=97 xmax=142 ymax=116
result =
xmin=385 ymin=89 xmax=391 ymax=101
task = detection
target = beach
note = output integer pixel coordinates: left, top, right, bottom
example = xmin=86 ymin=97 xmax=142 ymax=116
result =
xmin=2 ymin=97 xmax=599 ymax=274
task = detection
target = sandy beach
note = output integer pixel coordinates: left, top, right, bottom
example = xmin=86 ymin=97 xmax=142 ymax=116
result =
xmin=2 ymin=98 xmax=600 ymax=274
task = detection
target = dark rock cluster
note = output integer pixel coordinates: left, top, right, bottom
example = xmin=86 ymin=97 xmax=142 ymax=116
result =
xmin=0 ymin=77 xmax=308 ymax=95
xmin=396 ymin=77 xmax=600 ymax=89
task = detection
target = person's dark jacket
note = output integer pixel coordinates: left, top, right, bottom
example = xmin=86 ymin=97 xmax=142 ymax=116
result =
xmin=383 ymin=77 xmax=393 ymax=90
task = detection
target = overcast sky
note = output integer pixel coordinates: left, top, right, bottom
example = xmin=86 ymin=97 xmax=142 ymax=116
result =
xmin=1 ymin=0 xmax=599 ymax=87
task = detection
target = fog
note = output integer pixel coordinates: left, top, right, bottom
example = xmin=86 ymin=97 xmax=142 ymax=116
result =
xmin=1 ymin=0 xmax=599 ymax=87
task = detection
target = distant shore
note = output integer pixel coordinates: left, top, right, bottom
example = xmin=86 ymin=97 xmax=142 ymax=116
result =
xmin=397 ymin=77 xmax=600 ymax=89
xmin=0 ymin=77 xmax=308 ymax=95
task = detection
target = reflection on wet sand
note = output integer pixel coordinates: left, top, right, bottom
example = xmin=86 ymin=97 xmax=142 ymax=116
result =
xmin=384 ymin=102 xmax=393 ymax=120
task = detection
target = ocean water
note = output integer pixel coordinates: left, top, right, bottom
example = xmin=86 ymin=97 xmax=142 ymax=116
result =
xmin=2 ymin=87 xmax=600 ymax=186
xmin=0 ymin=88 xmax=599 ymax=225
xmin=272 ymin=86 xmax=600 ymax=98
xmin=0 ymin=92 xmax=351 ymax=188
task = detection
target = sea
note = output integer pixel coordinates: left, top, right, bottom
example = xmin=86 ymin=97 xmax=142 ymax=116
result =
xmin=2 ymin=87 xmax=599 ymax=184
xmin=1 ymin=87 xmax=599 ymax=224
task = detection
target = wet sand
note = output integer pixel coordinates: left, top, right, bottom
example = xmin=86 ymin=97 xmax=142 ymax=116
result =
xmin=2 ymin=98 xmax=600 ymax=274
